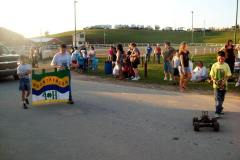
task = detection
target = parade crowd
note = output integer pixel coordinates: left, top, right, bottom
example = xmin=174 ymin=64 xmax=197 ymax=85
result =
xmin=17 ymin=40 xmax=240 ymax=118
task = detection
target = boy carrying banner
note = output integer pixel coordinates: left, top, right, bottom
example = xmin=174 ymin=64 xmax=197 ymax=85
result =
xmin=51 ymin=44 xmax=76 ymax=104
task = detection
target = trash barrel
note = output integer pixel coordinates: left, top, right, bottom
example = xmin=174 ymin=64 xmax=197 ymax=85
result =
xmin=104 ymin=61 xmax=112 ymax=74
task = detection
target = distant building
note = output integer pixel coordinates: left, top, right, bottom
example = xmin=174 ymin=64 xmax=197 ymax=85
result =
xmin=73 ymin=32 xmax=86 ymax=47
xmin=175 ymin=27 xmax=185 ymax=31
xmin=192 ymin=28 xmax=205 ymax=32
xmin=30 ymin=37 xmax=63 ymax=45
xmin=162 ymin=27 xmax=173 ymax=31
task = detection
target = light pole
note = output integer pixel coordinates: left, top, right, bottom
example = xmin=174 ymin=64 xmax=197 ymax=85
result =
xmin=203 ymin=19 xmax=206 ymax=38
xmin=74 ymin=0 xmax=78 ymax=47
xmin=103 ymin=28 xmax=106 ymax=44
xmin=191 ymin=11 xmax=194 ymax=43
xmin=234 ymin=0 xmax=239 ymax=44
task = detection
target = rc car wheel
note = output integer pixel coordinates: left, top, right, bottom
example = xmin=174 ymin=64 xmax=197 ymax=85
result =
xmin=213 ymin=122 xmax=220 ymax=132
xmin=194 ymin=122 xmax=200 ymax=132
xmin=193 ymin=117 xmax=198 ymax=126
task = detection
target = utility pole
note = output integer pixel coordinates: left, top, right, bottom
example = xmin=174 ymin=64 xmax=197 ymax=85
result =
xmin=203 ymin=20 xmax=206 ymax=38
xmin=74 ymin=0 xmax=78 ymax=47
xmin=103 ymin=28 xmax=106 ymax=44
xmin=191 ymin=11 xmax=194 ymax=43
xmin=234 ymin=0 xmax=239 ymax=44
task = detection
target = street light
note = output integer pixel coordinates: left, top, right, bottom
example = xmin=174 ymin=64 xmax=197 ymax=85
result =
xmin=103 ymin=28 xmax=106 ymax=44
xmin=74 ymin=0 xmax=78 ymax=47
xmin=191 ymin=11 xmax=194 ymax=43
xmin=203 ymin=19 xmax=206 ymax=38
xmin=234 ymin=0 xmax=239 ymax=44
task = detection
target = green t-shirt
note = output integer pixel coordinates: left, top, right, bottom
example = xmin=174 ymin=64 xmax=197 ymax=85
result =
xmin=209 ymin=62 xmax=232 ymax=89
xmin=162 ymin=47 xmax=175 ymax=62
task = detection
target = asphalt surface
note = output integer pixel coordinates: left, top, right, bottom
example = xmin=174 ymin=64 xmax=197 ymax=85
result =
xmin=0 ymin=74 xmax=240 ymax=160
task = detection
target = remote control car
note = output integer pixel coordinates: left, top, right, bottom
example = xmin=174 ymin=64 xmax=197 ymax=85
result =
xmin=193 ymin=111 xmax=220 ymax=132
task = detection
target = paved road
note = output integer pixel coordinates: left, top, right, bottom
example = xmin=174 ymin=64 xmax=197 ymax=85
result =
xmin=0 ymin=75 xmax=240 ymax=160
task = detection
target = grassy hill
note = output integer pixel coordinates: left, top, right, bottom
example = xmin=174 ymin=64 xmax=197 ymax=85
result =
xmin=0 ymin=27 xmax=31 ymax=46
xmin=49 ymin=29 xmax=240 ymax=44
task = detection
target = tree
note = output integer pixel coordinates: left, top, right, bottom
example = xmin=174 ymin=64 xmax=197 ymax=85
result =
xmin=155 ymin=25 xmax=160 ymax=30
xmin=145 ymin=25 xmax=154 ymax=30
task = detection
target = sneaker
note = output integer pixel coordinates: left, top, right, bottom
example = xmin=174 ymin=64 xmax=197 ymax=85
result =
xmin=68 ymin=100 xmax=74 ymax=104
xmin=136 ymin=76 xmax=141 ymax=80
xmin=219 ymin=110 xmax=225 ymax=115
xmin=164 ymin=77 xmax=167 ymax=81
xmin=131 ymin=76 xmax=135 ymax=79
xmin=23 ymin=103 xmax=28 ymax=109
xmin=169 ymin=78 xmax=173 ymax=81
xmin=132 ymin=77 xmax=139 ymax=81
xmin=235 ymin=82 xmax=240 ymax=87
xmin=25 ymin=98 xmax=29 ymax=105
xmin=215 ymin=113 xmax=221 ymax=118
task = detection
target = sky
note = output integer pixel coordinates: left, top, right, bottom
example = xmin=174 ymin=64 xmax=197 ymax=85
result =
xmin=0 ymin=0 xmax=238 ymax=37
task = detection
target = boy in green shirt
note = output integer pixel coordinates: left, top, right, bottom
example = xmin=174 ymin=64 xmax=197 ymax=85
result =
xmin=210 ymin=51 xmax=232 ymax=118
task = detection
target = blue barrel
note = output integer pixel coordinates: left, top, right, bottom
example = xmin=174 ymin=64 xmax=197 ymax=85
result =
xmin=104 ymin=61 xmax=112 ymax=74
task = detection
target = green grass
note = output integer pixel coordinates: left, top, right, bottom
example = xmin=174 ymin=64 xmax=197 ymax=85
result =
xmin=49 ymin=29 xmax=240 ymax=44
xmin=84 ymin=54 xmax=240 ymax=93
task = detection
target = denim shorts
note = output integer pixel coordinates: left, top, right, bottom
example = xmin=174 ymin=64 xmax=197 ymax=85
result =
xmin=19 ymin=78 xmax=30 ymax=91
xmin=179 ymin=67 xmax=191 ymax=75
xmin=164 ymin=61 xmax=172 ymax=73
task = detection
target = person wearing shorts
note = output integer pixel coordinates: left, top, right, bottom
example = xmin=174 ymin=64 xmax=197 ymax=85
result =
xmin=17 ymin=55 xmax=32 ymax=109
xmin=162 ymin=42 xmax=175 ymax=81
xmin=172 ymin=50 xmax=180 ymax=84
xmin=179 ymin=42 xmax=191 ymax=92
xmin=130 ymin=43 xmax=141 ymax=81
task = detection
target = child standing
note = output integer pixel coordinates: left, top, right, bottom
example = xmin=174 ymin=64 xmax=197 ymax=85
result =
xmin=88 ymin=46 xmax=96 ymax=69
xmin=172 ymin=50 xmax=180 ymax=84
xmin=17 ymin=55 xmax=32 ymax=109
xmin=76 ymin=49 xmax=84 ymax=73
xmin=107 ymin=46 xmax=114 ymax=61
xmin=154 ymin=44 xmax=161 ymax=64
xmin=210 ymin=51 xmax=232 ymax=118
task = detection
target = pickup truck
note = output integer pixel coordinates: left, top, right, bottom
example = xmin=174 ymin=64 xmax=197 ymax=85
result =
xmin=0 ymin=44 xmax=19 ymax=79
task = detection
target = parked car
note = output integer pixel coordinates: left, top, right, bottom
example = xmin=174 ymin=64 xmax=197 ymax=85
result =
xmin=0 ymin=43 xmax=19 ymax=79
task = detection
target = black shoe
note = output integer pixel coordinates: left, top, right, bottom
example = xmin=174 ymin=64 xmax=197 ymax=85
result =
xmin=25 ymin=98 xmax=29 ymax=105
xmin=23 ymin=103 xmax=28 ymax=109
xmin=68 ymin=100 xmax=74 ymax=104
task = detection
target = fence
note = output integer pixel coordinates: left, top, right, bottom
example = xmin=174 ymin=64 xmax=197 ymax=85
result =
xmin=8 ymin=43 xmax=225 ymax=60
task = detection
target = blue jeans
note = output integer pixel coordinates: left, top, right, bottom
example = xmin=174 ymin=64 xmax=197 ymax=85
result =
xmin=83 ymin=58 xmax=88 ymax=71
xmin=157 ymin=54 xmax=161 ymax=64
xmin=214 ymin=89 xmax=226 ymax=114
xmin=146 ymin=53 xmax=151 ymax=62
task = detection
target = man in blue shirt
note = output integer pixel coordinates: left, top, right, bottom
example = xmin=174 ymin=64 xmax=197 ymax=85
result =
xmin=146 ymin=43 xmax=153 ymax=62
